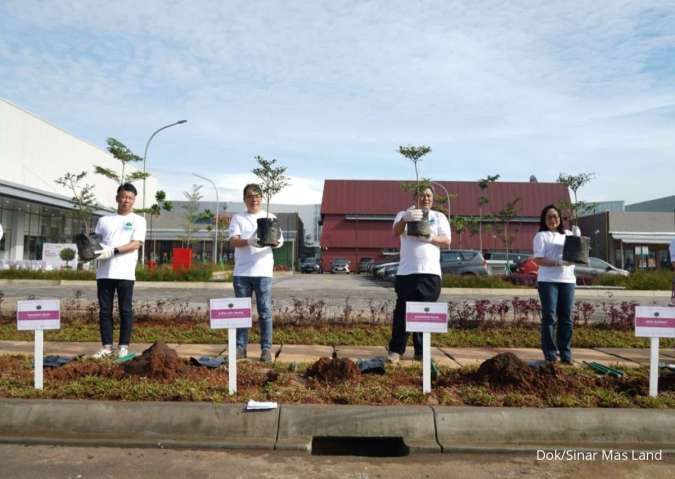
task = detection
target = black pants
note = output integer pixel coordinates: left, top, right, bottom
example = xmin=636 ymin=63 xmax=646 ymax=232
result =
xmin=388 ymin=274 xmax=441 ymax=355
xmin=97 ymin=279 xmax=135 ymax=346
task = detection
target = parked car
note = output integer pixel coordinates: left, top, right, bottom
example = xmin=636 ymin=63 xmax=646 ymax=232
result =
xmin=440 ymin=249 xmax=488 ymax=276
xmin=358 ymin=257 xmax=374 ymax=273
xmin=330 ymin=258 xmax=351 ymax=274
xmin=383 ymin=262 xmax=400 ymax=282
xmin=371 ymin=257 xmax=399 ymax=278
xmin=575 ymin=257 xmax=629 ymax=282
xmin=300 ymin=257 xmax=321 ymax=273
xmin=484 ymin=251 xmax=532 ymax=276
xmin=508 ymin=256 xmax=629 ymax=286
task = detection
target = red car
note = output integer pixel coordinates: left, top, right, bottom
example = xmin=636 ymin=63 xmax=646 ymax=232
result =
xmin=507 ymin=257 xmax=539 ymax=286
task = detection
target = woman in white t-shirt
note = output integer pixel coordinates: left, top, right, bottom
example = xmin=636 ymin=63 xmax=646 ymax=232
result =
xmin=532 ymin=204 xmax=579 ymax=364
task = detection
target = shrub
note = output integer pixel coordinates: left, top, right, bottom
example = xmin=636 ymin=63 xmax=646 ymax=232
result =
xmin=136 ymin=264 xmax=220 ymax=282
xmin=596 ymin=270 xmax=672 ymax=290
xmin=442 ymin=275 xmax=520 ymax=289
xmin=0 ymin=264 xmax=231 ymax=282
xmin=0 ymin=268 xmax=96 ymax=280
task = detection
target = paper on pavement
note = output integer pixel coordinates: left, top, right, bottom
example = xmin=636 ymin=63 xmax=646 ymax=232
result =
xmin=246 ymin=399 xmax=278 ymax=411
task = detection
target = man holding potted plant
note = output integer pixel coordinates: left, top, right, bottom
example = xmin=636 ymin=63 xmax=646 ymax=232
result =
xmin=228 ymin=183 xmax=284 ymax=362
xmin=92 ymin=183 xmax=146 ymax=359
xmin=387 ymin=185 xmax=451 ymax=363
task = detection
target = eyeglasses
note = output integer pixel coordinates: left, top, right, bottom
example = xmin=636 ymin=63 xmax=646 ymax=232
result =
xmin=245 ymin=194 xmax=261 ymax=200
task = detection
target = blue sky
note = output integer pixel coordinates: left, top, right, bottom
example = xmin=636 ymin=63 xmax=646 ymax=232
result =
xmin=1 ymin=0 xmax=674 ymax=205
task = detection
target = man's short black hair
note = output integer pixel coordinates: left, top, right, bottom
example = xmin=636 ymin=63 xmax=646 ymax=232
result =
xmin=117 ymin=183 xmax=138 ymax=196
xmin=243 ymin=183 xmax=263 ymax=198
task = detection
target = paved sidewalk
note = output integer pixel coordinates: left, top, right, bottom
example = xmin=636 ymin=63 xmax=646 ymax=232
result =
xmin=2 ymin=340 xmax=673 ymax=368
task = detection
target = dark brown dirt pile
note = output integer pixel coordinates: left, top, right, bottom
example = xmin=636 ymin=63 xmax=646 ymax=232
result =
xmin=123 ymin=341 xmax=185 ymax=381
xmin=305 ymin=357 xmax=361 ymax=383
xmin=474 ymin=353 xmax=573 ymax=395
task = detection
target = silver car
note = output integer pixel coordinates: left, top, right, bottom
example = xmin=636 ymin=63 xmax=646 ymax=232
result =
xmin=440 ymin=250 xmax=489 ymax=276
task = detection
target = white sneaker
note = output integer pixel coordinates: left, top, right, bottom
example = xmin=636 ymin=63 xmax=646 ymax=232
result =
xmin=93 ymin=346 xmax=113 ymax=359
xmin=117 ymin=346 xmax=129 ymax=358
xmin=386 ymin=352 xmax=400 ymax=364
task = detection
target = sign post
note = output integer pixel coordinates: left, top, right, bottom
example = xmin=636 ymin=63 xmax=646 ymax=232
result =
xmin=406 ymin=301 xmax=448 ymax=394
xmin=17 ymin=299 xmax=61 ymax=390
xmin=635 ymin=306 xmax=675 ymax=397
xmin=209 ymin=298 xmax=252 ymax=395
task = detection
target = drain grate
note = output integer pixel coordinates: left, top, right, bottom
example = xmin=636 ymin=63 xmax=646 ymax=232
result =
xmin=311 ymin=436 xmax=409 ymax=457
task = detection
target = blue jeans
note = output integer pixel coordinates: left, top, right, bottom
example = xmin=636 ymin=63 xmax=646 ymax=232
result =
xmin=537 ymin=281 xmax=575 ymax=362
xmin=233 ymin=276 xmax=273 ymax=351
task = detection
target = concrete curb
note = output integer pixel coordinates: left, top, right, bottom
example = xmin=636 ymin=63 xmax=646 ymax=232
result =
xmin=1 ymin=399 xmax=674 ymax=453
xmin=276 ymin=404 xmax=440 ymax=453
xmin=0 ymin=399 xmax=278 ymax=450
xmin=434 ymin=407 xmax=675 ymax=450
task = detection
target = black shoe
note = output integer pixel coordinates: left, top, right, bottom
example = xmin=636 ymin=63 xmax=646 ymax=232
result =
xmin=236 ymin=346 xmax=247 ymax=360
xmin=413 ymin=352 xmax=423 ymax=361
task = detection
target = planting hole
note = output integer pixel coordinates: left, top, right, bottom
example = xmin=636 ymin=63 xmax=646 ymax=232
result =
xmin=311 ymin=436 xmax=409 ymax=457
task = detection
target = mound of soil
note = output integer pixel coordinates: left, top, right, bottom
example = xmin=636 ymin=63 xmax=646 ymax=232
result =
xmin=474 ymin=353 xmax=571 ymax=395
xmin=123 ymin=341 xmax=185 ymax=381
xmin=305 ymin=357 xmax=361 ymax=383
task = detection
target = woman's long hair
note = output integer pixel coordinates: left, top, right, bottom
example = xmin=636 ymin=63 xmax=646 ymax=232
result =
xmin=539 ymin=204 xmax=565 ymax=233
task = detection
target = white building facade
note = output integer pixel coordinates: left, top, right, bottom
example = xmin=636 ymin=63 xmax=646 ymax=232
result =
xmin=0 ymin=98 xmax=156 ymax=263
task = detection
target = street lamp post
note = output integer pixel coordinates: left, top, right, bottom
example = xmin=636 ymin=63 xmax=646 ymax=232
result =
xmin=193 ymin=173 xmax=219 ymax=265
xmin=141 ymin=120 xmax=187 ymax=265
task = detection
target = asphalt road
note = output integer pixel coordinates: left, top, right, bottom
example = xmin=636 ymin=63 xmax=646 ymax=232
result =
xmin=0 ymin=444 xmax=673 ymax=479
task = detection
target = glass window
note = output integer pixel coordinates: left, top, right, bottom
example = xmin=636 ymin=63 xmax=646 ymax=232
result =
xmin=590 ymin=257 xmax=609 ymax=269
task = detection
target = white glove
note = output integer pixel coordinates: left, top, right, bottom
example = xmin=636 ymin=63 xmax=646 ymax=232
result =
xmin=95 ymin=246 xmax=114 ymax=260
xmin=403 ymin=207 xmax=423 ymax=222
xmin=247 ymin=234 xmax=261 ymax=248
xmin=571 ymin=225 xmax=581 ymax=237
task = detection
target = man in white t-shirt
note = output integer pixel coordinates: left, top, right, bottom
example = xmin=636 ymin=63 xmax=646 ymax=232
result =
xmin=387 ymin=186 xmax=451 ymax=364
xmin=228 ymin=183 xmax=284 ymax=362
xmin=92 ymin=183 xmax=147 ymax=359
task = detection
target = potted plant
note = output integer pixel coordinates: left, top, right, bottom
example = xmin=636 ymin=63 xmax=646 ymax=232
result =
xmin=252 ymin=155 xmax=289 ymax=246
xmin=54 ymin=171 xmax=102 ymax=262
xmin=558 ymin=172 xmax=594 ymax=264
xmin=399 ymin=145 xmax=432 ymax=237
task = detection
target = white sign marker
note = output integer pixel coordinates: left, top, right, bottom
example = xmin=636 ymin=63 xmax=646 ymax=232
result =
xmin=635 ymin=306 xmax=675 ymax=397
xmin=210 ymin=298 xmax=252 ymax=395
xmin=406 ymin=302 xmax=448 ymax=394
xmin=17 ymin=299 xmax=61 ymax=390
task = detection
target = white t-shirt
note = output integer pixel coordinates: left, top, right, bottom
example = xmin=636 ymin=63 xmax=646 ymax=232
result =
xmin=395 ymin=209 xmax=451 ymax=277
xmin=533 ymin=230 xmax=576 ymax=284
xmin=229 ymin=210 xmax=284 ymax=277
xmin=95 ymin=213 xmax=146 ymax=281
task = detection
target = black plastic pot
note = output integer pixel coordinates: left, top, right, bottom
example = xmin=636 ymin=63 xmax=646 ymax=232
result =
xmin=75 ymin=233 xmax=103 ymax=262
xmin=406 ymin=208 xmax=431 ymax=237
xmin=257 ymin=218 xmax=281 ymax=246
xmin=563 ymin=235 xmax=590 ymax=265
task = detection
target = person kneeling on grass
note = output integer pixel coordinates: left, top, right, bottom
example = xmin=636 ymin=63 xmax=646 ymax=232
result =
xmin=228 ymin=183 xmax=284 ymax=362
xmin=92 ymin=183 xmax=146 ymax=359
xmin=387 ymin=186 xmax=451 ymax=364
